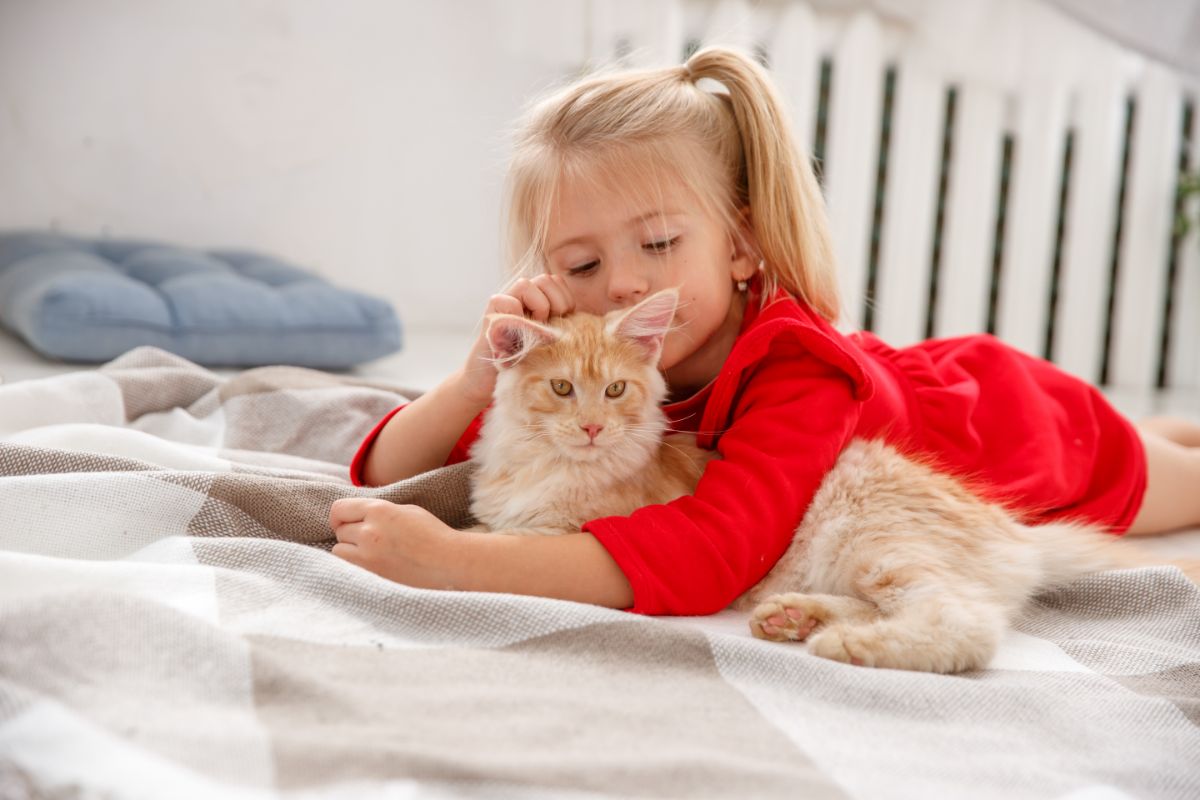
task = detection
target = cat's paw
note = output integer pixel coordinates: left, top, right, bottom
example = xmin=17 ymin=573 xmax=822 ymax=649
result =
xmin=805 ymin=625 xmax=871 ymax=667
xmin=749 ymin=593 xmax=830 ymax=642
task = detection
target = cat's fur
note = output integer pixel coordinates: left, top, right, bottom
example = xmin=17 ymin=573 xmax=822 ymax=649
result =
xmin=469 ymin=289 xmax=715 ymax=534
xmin=470 ymin=289 xmax=1198 ymax=673
xmin=733 ymin=439 xmax=1199 ymax=672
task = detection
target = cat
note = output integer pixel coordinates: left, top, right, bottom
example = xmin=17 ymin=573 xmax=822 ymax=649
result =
xmin=468 ymin=288 xmax=1197 ymax=673
xmin=732 ymin=438 xmax=1199 ymax=672
xmin=468 ymin=288 xmax=715 ymax=534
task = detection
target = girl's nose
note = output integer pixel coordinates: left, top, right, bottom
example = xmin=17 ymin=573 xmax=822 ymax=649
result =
xmin=605 ymin=256 xmax=649 ymax=304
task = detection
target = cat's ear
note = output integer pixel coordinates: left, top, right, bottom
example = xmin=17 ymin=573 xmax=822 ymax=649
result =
xmin=486 ymin=314 xmax=561 ymax=368
xmin=606 ymin=288 xmax=679 ymax=363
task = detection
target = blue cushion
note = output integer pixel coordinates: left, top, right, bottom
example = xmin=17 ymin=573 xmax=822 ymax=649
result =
xmin=0 ymin=231 xmax=402 ymax=368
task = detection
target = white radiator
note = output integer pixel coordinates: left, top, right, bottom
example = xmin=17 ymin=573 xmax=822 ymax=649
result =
xmin=584 ymin=0 xmax=1200 ymax=398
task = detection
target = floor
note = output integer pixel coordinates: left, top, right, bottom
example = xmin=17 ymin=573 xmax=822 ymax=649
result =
xmin=2 ymin=327 xmax=1198 ymax=558
xmin=0 ymin=326 xmax=479 ymax=389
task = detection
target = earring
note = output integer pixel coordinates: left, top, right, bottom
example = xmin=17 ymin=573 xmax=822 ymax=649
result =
xmin=757 ymin=259 xmax=765 ymax=271
xmin=736 ymin=278 xmax=748 ymax=291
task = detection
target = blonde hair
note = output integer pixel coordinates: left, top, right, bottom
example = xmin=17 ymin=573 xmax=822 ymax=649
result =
xmin=504 ymin=46 xmax=840 ymax=321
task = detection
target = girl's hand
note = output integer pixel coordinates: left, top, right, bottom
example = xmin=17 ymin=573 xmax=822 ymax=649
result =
xmin=330 ymin=498 xmax=635 ymax=607
xmin=330 ymin=498 xmax=461 ymax=589
xmin=459 ymin=274 xmax=575 ymax=406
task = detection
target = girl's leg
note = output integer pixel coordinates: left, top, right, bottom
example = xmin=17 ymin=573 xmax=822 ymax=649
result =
xmin=1126 ymin=430 xmax=1200 ymax=535
xmin=1136 ymin=416 xmax=1200 ymax=447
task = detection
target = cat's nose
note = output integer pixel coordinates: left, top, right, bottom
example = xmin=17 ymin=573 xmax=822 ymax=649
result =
xmin=581 ymin=424 xmax=604 ymax=441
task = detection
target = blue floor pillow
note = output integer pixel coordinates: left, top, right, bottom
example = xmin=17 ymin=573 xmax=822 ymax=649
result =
xmin=0 ymin=231 xmax=402 ymax=368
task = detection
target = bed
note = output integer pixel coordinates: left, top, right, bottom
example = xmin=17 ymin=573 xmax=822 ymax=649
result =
xmin=4 ymin=0 xmax=1199 ymax=794
xmin=1 ymin=345 xmax=1198 ymax=799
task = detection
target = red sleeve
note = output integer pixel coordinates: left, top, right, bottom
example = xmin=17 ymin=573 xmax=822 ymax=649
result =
xmin=583 ymin=340 xmax=862 ymax=615
xmin=349 ymin=404 xmax=487 ymax=486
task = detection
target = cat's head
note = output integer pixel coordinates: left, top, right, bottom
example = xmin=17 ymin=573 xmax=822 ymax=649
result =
xmin=483 ymin=289 xmax=678 ymax=465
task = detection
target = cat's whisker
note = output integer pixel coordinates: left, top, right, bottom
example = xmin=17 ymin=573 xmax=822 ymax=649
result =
xmin=516 ymin=431 xmax=559 ymax=445
xmin=621 ymin=424 xmax=664 ymax=435
xmin=657 ymin=438 xmax=700 ymax=470
xmin=471 ymin=294 xmax=714 ymax=555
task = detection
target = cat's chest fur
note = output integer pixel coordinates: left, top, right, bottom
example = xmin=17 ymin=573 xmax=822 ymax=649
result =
xmin=469 ymin=434 xmax=710 ymax=531
xmin=468 ymin=290 xmax=711 ymax=534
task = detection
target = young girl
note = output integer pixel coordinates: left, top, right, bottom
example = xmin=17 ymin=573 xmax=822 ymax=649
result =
xmin=331 ymin=47 xmax=1200 ymax=616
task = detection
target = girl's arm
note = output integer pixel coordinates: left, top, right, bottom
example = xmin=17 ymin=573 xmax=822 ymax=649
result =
xmin=330 ymin=499 xmax=635 ymax=608
xmin=357 ymin=275 xmax=576 ymax=486
xmin=344 ymin=328 xmax=866 ymax=615
xmin=585 ymin=345 xmax=867 ymax=615
xmin=359 ymin=368 xmax=487 ymax=486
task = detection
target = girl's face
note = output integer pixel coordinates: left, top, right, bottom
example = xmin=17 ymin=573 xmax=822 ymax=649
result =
xmin=542 ymin=170 xmax=758 ymax=397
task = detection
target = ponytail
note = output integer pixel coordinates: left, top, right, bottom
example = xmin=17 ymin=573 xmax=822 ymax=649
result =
xmin=683 ymin=47 xmax=840 ymax=320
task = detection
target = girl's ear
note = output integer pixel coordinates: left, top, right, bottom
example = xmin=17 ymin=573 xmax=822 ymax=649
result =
xmin=486 ymin=314 xmax=561 ymax=368
xmin=730 ymin=206 xmax=761 ymax=282
xmin=606 ymin=288 xmax=679 ymax=363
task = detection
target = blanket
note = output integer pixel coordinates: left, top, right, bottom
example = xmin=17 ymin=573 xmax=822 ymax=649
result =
xmin=1 ymin=347 xmax=1197 ymax=799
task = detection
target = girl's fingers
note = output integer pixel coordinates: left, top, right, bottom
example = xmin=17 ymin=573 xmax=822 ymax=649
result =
xmin=329 ymin=497 xmax=370 ymax=529
xmin=531 ymin=274 xmax=575 ymax=316
xmin=556 ymin=275 xmax=577 ymax=314
xmin=485 ymin=294 xmax=523 ymax=318
xmin=333 ymin=520 xmax=366 ymax=544
xmin=331 ymin=542 xmax=363 ymax=565
xmin=510 ymin=278 xmax=551 ymax=321
xmin=485 ymin=275 xmax=573 ymax=328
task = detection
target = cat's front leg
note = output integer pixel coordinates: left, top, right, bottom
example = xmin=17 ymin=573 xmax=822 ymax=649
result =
xmin=750 ymin=593 xmax=879 ymax=644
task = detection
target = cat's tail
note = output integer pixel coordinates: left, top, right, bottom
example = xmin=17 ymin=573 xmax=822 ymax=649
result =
xmin=1032 ymin=521 xmax=1200 ymax=587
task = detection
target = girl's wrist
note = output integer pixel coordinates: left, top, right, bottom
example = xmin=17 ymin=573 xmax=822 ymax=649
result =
xmin=450 ymin=363 xmax=495 ymax=411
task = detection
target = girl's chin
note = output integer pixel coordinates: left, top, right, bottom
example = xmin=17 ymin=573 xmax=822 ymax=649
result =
xmin=659 ymin=340 xmax=701 ymax=376
xmin=657 ymin=353 xmax=682 ymax=373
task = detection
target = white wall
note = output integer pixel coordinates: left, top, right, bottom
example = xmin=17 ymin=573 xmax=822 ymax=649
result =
xmin=0 ymin=0 xmax=589 ymax=332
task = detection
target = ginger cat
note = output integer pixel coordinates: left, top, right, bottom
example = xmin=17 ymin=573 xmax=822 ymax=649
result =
xmin=469 ymin=289 xmax=1196 ymax=673
xmin=470 ymin=288 xmax=713 ymax=534
xmin=733 ymin=438 xmax=1198 ymax=672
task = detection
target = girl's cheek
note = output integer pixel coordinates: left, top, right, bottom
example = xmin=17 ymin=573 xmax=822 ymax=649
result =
xmin=568 ymin=286 xmax=610 ymax=316
xmin=658 ymin=330 xmax=682 ymax=365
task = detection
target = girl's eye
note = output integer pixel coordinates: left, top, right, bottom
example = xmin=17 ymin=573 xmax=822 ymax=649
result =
xmin=551 ymin=379 xmax=574 ymax=396
xmin=605 ymin=381 xmax=626 ymax=398
xmin=644 ymin=236 xmax=679 ymax=253
xmin=568 ymin=261 xmax=598 ymax=276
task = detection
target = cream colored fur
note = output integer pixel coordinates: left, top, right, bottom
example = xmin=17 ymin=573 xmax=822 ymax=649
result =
xmin=468 ymin=291 xmax=1196 ymax=674
xmin=470 ymin=290 xmax=715 ymax=535
xmin=735 ymin=439 xmax=1199 ymax=673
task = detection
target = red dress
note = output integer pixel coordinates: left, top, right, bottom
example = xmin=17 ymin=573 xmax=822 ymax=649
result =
xmin=350 ymin=283 xmax=1147 ymax=616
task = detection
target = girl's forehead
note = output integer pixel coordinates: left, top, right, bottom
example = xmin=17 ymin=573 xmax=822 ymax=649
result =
xmin=555 ymin=166 xmax=694 ymax=217
xmin=545 ymin=168 xmax=707 ymax=249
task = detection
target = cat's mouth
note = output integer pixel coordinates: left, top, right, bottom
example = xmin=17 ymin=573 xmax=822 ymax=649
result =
xmin=570 ymin=440 xmax=609 ymax=458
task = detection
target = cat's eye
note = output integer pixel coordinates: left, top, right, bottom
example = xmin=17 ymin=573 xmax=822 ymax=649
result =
xmin=551 ymin=379 xmax=573 ymax=397
xmin=605 ymin=381 xmax=626 ymax=398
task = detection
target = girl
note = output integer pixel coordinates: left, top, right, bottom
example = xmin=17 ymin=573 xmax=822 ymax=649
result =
xmin=331 ymin=47 xmax=1200 ymax=616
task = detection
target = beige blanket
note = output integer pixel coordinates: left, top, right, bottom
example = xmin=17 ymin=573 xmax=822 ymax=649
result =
xmin=1 ymin=347 xmax=1197 ymax=799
